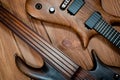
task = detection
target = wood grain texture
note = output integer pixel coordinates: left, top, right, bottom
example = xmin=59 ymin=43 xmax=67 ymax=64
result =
xmin=101 ymin=0 xmax=120 ymax=17
xmin=0 ymin=23 xmax=30 ymax=80
xmin=0 ymin=0 xmax=120 ymax=80
xmin=39 ymin=0 xmax=120 ymax=69
xmin=87 ymin=0 xmax=120 ymax=67
xmin=26 ymin=0 xmax=120 ymax=48
xmin=0 ymin=0 xmax=53 ymax=68
xmin=0 ymin=0 xmax=50 ymax=79
xmin=43 ymin=23 xmax=93 ymax=69
xmin=0 ymin=8 xmax=96 ymax=79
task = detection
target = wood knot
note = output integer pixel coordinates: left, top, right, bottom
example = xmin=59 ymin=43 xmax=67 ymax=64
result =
xmin=62 ymin=39 xmax=72 ymax=48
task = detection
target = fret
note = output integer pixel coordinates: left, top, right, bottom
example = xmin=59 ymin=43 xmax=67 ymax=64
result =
xmin=0 ymin=6 xmax=80 ymax=78
xmin=104 ymin=27 xmax=113 ymax=38
xmin=94 ymin=19 xmax=104 ymax=30
xmin=117 ymin=42 xmax=120 ymax=48
xmin=97 ymin=20 xmax=106 ymax=33
xmin=94 ymin=19 xmax=120 ymax=48
xmin=86 ymin=12 xmax=120 ymax=48
xmin=107 ymin=29 xmax=116 ymax=40
xmin=110 ymin=31 xmax=118 ymax=42
xmin=100 ymin=23 xmax=109 ymax=35
xmin=114 ymin=34 xmax=120 ymax=44
xmin=116 ymin=38 xmax=120 ymax=47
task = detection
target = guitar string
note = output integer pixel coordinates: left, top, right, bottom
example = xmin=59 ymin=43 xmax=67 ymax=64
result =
xmin=2 ymin=8 xmax=79 ymax=70
xmin=0 ymin=13 xmax=73 ymax=77
xmin=91 ymin=12 xmax=120 ymax=48
xmin=16 ymin=23 xmax=78 ymax=73
xmin=0 ymin=7 xmax=77 ymax=70
xmin=0 ymin=13 xmax=73 ymax=76
xmin=0 ymin=9 xmax=79 ymax=77
xmin=74 ymin=70 xmax=94 ymax=80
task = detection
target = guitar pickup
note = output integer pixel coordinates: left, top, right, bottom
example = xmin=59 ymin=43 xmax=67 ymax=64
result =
xmin=85 ymin=12 xmax=102 ymax=29
xmin=67 ymin=0 xmax=85 ymax=15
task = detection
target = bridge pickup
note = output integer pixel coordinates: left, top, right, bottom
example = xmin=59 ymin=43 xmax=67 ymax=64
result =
xmin=85 ymin=11 xmax=102 ymax=29
xmin=67 ymin=0 xmax=85 ymax=15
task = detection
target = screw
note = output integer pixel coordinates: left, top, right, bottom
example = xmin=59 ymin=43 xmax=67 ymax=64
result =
xmin=49 ymin=7 xmax=55 ymax=14
xmin=113 ymin=74 xmax=120 ymax=80
xmin=35 ymin=3 xmax=42 ymax=10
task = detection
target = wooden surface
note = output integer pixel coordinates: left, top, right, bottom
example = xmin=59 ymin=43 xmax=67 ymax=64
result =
xmin=26 ymin=0 xmax=120 ymax=48
xmin=0 ymin=0 xmax=120 ymax=80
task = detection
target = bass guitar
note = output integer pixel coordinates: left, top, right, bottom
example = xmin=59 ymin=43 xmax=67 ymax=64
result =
xmin=0 ymin=5 xmax=120 ymax=80
xmin=25 ymin=0 xmax=120 ymax=48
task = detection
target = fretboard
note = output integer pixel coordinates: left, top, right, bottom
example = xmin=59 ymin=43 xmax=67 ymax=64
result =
xmin=0 ymin=6 xmax=79 ymax=78
xmin=94 ymin=19 xmax=120 ymax=48
xmin=85 ymin=12 xmax=120 ymax=48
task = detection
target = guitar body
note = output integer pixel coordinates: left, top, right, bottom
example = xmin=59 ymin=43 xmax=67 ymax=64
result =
xmin=26 ymin=0 xmax=120 ymax=47
xmin=101 ymin=0 xmax=120 ymax=17
xmin=15 ymin=56 xmax=67 ymax=80
xmin=0 ymin=0 xmax=120 ymax=80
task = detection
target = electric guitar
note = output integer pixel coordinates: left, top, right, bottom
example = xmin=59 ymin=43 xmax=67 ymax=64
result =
xmin=25 ymin=0 xmax=120 ymax=48
xmin=0 ymin=6 xmax=120 ymax=80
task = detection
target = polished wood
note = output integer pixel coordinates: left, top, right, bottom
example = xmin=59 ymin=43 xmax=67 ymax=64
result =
xmin=0 ymin=0 xmax=45 ymax=68
xmin=0 ymin=6 xmax=96 ymax=79
xmin=0 ymin=0 xmax=120 ymax=79
xmin=0 ymin=0 xmax=47 ymax=79
xmin=101 ymin=0 xmax=120 ymax=17
xmin=26 ymin=0 xmax=120 ymax=47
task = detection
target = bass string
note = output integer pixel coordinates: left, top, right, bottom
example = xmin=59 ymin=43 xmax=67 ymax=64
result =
xmin=0 ymin=13 xmax=72 ymax=77
xmin=14 ymin=20 xmax=78 ymax=73
xmin=0 ymin=7 xmax=79 ymax=76
xmin=0 ymin=13 xmax=94 ymax=79
xmin=72 ymin=68 xmax=95 ymax=80
xmin=0 ymin=11 xmax=73 ymax=76
xmin=76 ymin=72 xmax=94 ymax=80
xmin=0 ymin=8 xmax=78 ymax=70
xmin=0 ymin=7 xmax=75 ymax=69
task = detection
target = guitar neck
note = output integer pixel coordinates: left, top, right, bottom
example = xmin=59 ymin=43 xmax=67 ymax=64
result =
xmin=94 ymin=19 xmax=120 ymax=48
xmin=85 ymin=12 xmax=120 ymax=48
xmin=0 ymin=6 xmax=78 ymax=77
xmin=0 ymin=6 xmax=95 ymax=80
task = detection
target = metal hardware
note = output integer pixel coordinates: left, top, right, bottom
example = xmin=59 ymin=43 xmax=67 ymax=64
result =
xmin=85 ymin=11 xmax=102 ymax=29
xmin=113 ymin=74 xmax=120 ymax=80
xmin=35 ymin=3 xmax=42 ymax=10
xmin=60 ymin=0 xmax=72 ymax=10
xmin=49 ymin=7 xmax=55 ymax=14
xmin=67 ymin=0 xmax=85 ymax=15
